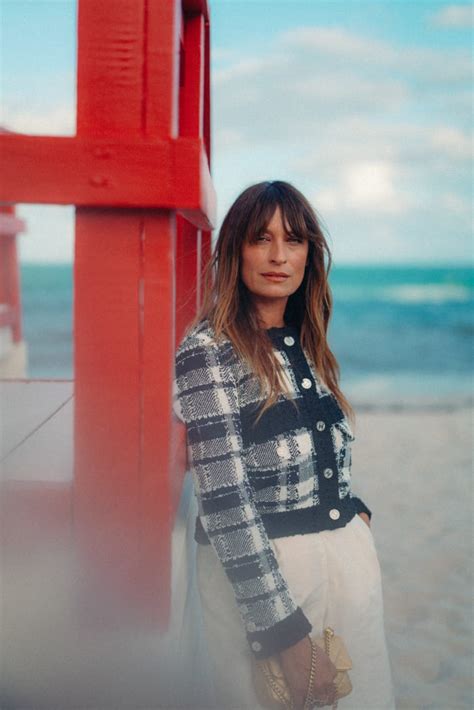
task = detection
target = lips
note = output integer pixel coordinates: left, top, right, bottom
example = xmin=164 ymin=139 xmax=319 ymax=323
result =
xmin=261 ymin=272 xmax=290 ymax=280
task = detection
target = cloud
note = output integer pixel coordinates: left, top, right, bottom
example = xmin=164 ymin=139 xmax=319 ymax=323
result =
xmin=0 ymin=103 xmax=75 ymax=136
xmin=428 ymin=125 xmax=472 ymax=161
xmin=212 ymin=24 xmax=471 ymax=146
xmin=213 ymin=127 xmax=245 ymax=153
xmin=436 ymin=191 xmax=472 ymax=217
xmin=429 ymin=4 xmax=474 ymax=28
xmin=292 ymin=72 xmax=409 ymax=110
xmin=289 ymin=119 xmax=471 ymax=171
xmin=280 ymin=26 xmax=397 ymax=64
xmin=210 ymin=22 xmax=471 ymax=263
xmin=314 ymin=160 xmax=411 ymax=215
xmin=280 ymin=25 xmax=472 ymax=84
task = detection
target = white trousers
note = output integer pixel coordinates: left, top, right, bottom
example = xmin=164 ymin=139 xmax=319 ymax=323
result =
xmin=196 ymin=513 xmax=396 ymax=710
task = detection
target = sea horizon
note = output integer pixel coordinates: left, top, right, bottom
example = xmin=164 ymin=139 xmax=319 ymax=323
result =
xmin=15 ymin=261 xmax=474 ymax=411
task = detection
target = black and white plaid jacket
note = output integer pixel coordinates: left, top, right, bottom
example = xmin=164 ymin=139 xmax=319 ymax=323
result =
xmin=173 ymin=319 xmax=372 ymax=659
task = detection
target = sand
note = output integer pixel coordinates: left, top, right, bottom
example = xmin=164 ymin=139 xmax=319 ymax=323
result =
xmin=351 ymin=405 xmax=473 ymax=710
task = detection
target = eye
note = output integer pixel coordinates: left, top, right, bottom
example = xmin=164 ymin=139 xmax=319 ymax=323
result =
xmin=287 ymin=234 xmax=304 ymax=243
xmin=255 ymin=233 xmax=270 ymax=242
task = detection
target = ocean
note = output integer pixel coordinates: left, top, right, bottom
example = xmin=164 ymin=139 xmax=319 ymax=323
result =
xmin=19 ymin=262 xmax=473 ymax=409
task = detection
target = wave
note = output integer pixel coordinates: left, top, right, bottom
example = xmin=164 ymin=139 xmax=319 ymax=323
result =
xmin=337 ymin=283 xmax=472 ymax=304
xmin=345 ymin=372 xmax=473 ymax=411
xmin=379 ymin=284 xmax=472 ymax=304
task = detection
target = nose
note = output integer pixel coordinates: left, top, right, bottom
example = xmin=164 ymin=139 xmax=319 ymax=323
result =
xmin=269 ymin=238 xmax=287 ymax=264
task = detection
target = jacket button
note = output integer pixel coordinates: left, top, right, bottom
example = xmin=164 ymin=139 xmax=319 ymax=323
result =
xmin=284 ymin=336 xmax=295 ymax=346
xmin=316 ymin=420 xmax=326 ymax=431
xmin=329 ymin=508 xmax=340 ymax=520
xmin=323 ymin=468 xmax=333 ymax=478
xmin=301 ymin=378 xmax=312 ymax=389
xmin=276 ymin=445 xmax=289 ymax=459
xmin=251 ymin=641 xmax=262 ymax=652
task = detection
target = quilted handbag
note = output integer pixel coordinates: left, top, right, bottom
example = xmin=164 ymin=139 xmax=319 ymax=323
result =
xmin=251 ymin=627 xmax=352 ymax=710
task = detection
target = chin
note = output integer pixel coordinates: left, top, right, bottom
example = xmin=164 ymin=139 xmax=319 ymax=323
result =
xmin=253 ymin=286 xmax=294 ymax=300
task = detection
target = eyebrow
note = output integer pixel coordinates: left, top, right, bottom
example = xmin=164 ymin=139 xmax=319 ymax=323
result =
xmin=261 ymin=227 xmax=296 ymax=236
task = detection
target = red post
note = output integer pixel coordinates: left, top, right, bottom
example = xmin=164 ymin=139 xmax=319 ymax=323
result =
xmin=0 ymin=0 xmax=215 ymax=630
xmin=0 ymin=204 xmax=25 ymax=343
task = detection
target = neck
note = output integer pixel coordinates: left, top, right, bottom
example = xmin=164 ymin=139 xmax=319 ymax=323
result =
xmin=252 ymin=297 xmax=287 ymax=329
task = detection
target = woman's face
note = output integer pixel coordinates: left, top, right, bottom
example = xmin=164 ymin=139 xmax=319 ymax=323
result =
xmin=240 ymin=206 xmax=309 ymax=307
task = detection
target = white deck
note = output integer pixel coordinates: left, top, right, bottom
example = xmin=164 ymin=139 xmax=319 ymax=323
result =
xmin=1 ymin=379 xmax=74 ymax=482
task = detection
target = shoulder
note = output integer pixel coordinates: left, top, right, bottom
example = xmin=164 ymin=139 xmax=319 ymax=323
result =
xmin=175 ymin=319 xmax=239 ymax=371
xmin=176 ymin=319 xmax=227 ymax=356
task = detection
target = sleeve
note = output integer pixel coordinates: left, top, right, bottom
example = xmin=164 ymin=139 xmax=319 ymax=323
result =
xmin=351 ymin=495 xmax=372 ymax=520
xmin=173 ymin=335 xmax=312 ymax=659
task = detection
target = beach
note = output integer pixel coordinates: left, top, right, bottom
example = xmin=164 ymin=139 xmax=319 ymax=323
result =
xmin=2 ymin=400 xmax=472 ymax=709
xmin=352 ymin=404 xmax=473 ymax=710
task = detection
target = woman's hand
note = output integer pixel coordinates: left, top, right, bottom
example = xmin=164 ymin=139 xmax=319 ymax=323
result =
xmin=358 ymin=512 xmax=371 ymax=527
xmin=278 ymin=635 xmax=337 ymax=709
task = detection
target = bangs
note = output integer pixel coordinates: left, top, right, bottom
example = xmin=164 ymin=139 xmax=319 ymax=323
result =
xmin=244 ymin=183 xmax=311 ymax=243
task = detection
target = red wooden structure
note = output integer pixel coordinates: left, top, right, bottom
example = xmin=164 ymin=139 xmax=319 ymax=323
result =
xmin=0 ymin=204 xmax=25 ymax=365
xmin=0 ymin=0 xmax=215 ymax=637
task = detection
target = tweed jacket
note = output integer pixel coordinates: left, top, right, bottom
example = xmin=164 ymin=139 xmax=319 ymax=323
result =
xmin=173 ymin=319 xmax=372 ymax=659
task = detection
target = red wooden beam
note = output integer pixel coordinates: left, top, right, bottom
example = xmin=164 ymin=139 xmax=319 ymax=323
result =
xmin=180 ymin=13 xmax=205 ymax=139
xmin=0 ymin=205 xmax=24 ymax=342
xmin=146 ymin=2 xmax=181 ymax=137
xmin=0 ymin=213 xmax=26 ymax=236
xmin=139 ymin=211 xmax=177 ymax=619
xmin=203 ymin=15 xmax=211 ymax=161
xmin=72 ymin=0 xmax=212 ymax=632
xmin=74 ymin=209 xmax=146 ymax=623
xmin=183 ymin=0 xmax=210 ymax=21
xmin=0 ymin=305 xmax=17 ymax=328
xmin=0 ymin=0 xmax=214 ymax=637
xmin=76 ymin=0 xmax=146 ymax=138
xmin=0 ymin=134 xmax=216 ymax=229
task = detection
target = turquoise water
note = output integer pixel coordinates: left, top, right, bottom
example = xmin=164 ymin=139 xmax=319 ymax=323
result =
xmin=19 ymin=262 xmax=473 ymax=408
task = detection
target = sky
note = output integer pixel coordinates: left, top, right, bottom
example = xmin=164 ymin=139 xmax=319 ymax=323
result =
xmin=1 ymin=0 xmax=472 ymax=265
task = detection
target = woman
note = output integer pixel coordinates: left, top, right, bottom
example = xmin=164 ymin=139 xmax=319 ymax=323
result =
xmin=173 ymin=181 xmax=395 ymax=709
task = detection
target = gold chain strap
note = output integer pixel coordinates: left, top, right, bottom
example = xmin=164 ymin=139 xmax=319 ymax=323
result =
xmin=303 ymin=637 xmax=318 ymax=710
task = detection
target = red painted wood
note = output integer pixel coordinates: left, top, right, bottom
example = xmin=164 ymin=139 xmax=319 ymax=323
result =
xmin=0 ymin=212 xmax=26 ymax=236
xmin=176 ymin=215 xmax=199 ymax=347
xmin=2 ymin=0 xmax=215 ymax=635
xmin=76 ymin=0 xmax=145 ymax=137
xmin=139 ymin=211 xmax=177 ymax=620
xmin=145 ymin=1 xmax=181 ymax=137
xmin=200 ymin=229 xmax=212 ymax=307
xmin=74 ymin=209 xmax=145 ymax=624
xmin=74 ymin=0 xmax=147 ymax=628
xmin=0 ymin=134 xmax=216 ymax=229
xmin=180 ymin=13 xmax=205 ymax=139
xmin=183 ymin=0 xmax=210 ymax=20
xmin=203 ymin=17 xmax=211 ymax=161
xmin=0 ymin=206 xmax=24 ymax=342
xmin=0 ymin=306 xmax=16 ymax=329
xmin=0 ymin=237 xmax=11 ymax=304
xmin=198 ymin=7 xmax=212 ymax=302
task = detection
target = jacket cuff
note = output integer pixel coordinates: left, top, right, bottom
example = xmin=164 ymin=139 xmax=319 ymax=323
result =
xmin=352 ymin=496 xmax=372 ymax=520
xmin=246 ymin=606 xmax=312 ymax=659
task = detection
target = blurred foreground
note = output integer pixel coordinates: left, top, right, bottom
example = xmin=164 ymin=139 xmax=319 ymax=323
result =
xmin=1 ymin=378 xmax=472 ymax=708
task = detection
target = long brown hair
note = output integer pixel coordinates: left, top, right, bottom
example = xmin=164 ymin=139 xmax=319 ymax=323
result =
xmin=189 ymin=180 xmax=355 ymax=426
